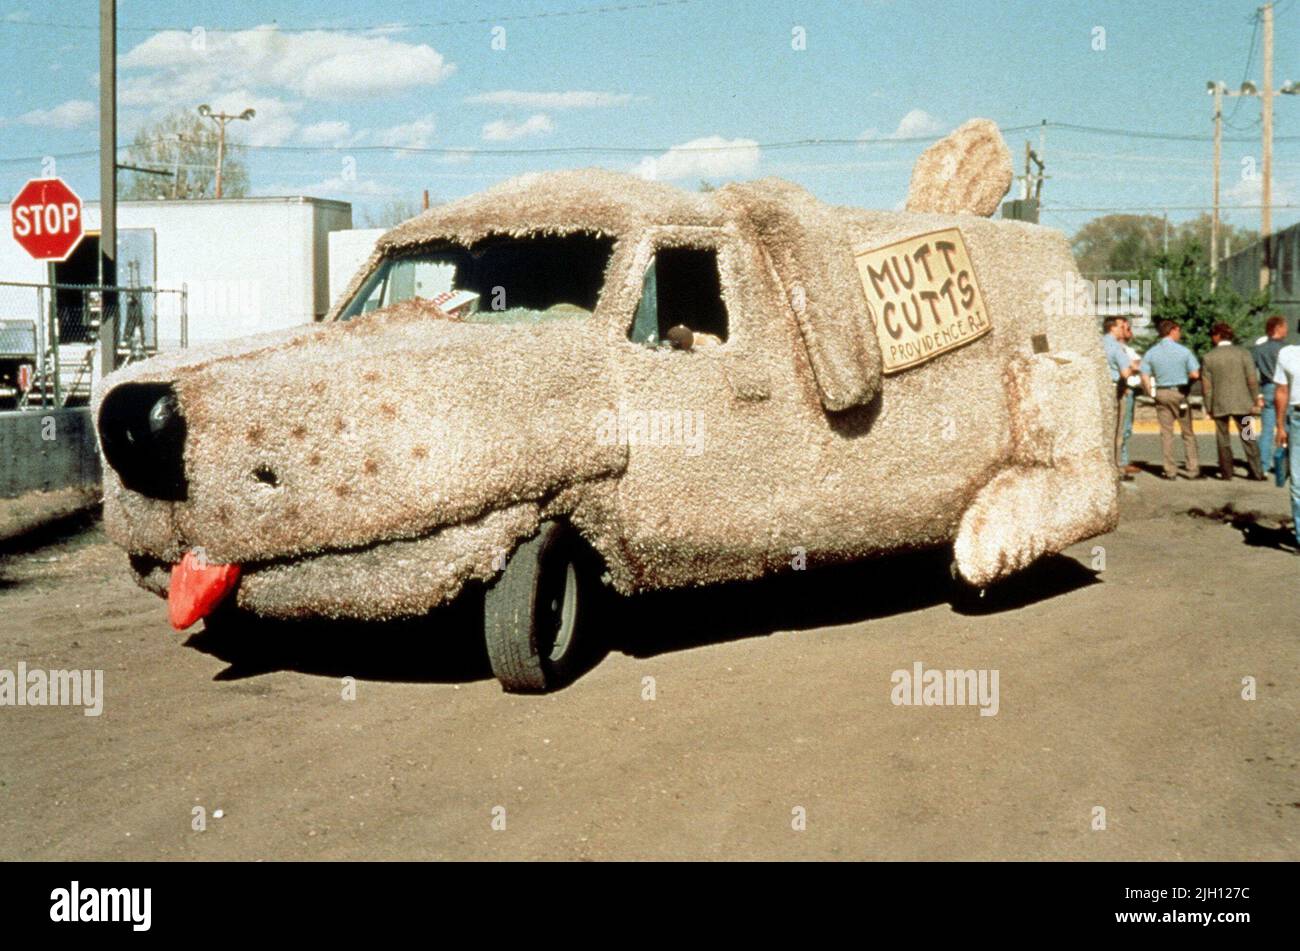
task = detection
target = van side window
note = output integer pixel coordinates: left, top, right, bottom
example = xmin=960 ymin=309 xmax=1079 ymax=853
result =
xmin=628 ymin=247 xmax=729 ymax=346
xmin=340 ymin=232 xmax=614 ymax=323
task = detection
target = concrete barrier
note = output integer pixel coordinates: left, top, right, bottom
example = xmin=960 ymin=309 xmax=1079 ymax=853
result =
xmin=0 ymin=408 xmax=101 ymax=499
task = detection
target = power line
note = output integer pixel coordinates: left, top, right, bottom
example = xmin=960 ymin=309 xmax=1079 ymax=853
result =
xmin=0 ymin=127 xmax=1041 ymax=164
xmin=0 ymin=0 xmax=708 ymax=34
xmin=12 ymin=119 xmax=1300 ymax=167
xmin=1048 ymin=121 xmax=1299 ymax=143
xmin=1226 ymin=8 xmax=1263 ymax=127
xmin=1043 ymin=203 xmax=1300 ymax=213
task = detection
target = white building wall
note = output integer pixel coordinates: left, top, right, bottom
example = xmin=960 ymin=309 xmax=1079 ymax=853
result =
xmin=1 ymin=197 xmax=352 ymax=347
xmin=0 ymin=212 xmax=48 ymax=284
xmin=314 ymin=205 xmax=357 ymax=317
xmin=328 ymin=228 xmax=385 ymax=309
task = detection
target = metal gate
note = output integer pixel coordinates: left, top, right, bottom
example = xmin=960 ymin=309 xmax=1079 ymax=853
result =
xmin=0 ymin=280 xmax=188 ymax=410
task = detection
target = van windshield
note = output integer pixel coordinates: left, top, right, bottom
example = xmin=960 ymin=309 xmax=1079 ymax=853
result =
xmin=339 ymin=231 xmax=616 ymax=324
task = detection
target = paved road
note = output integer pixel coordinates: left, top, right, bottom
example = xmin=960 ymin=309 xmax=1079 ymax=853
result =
xmin=1 ymin=436 xmax=1296 ymax=860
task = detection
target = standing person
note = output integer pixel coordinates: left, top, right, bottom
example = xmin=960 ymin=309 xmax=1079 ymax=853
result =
xmin=1201 ymin=323 xmax=1265 ymax=480
xmin=1253 ymin=315 xmax=1289 ymax=475
xmin=1272 ymin=326 xmax=1300 ymax=547
xmin=1140 ymin=319 xmax=1201 ymax=479
xmin=1101 ymin=316 xmax=1140 ymax=478
xmin=1120 ymin=322 xmax=1142 ymax=475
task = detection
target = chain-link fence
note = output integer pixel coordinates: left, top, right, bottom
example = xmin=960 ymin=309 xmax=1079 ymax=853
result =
xmin=0 ymin=281 xmax=187 ymax=410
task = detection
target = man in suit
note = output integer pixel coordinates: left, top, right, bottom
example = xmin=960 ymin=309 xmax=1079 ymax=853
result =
xmin=1201 ymin=322 xmax=1265 ymax=480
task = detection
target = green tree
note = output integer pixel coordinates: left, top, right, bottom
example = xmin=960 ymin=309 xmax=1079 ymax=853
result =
xmin=1071 ymin=213 xmax=1258 ymax=279
xmin=1071 ymin=214 xmax=1166 ymax=278
xmin=1141 ymin=242 xmax=1270 ymax=357
xmin=120 ymin=110 xmax=249 ymax=200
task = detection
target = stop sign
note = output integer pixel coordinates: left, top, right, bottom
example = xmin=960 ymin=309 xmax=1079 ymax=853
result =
xmin=10 ymin=177 xmax=85 ymax=262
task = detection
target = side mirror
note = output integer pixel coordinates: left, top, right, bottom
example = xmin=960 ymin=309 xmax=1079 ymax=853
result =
xmin=666 ymin=324 xmax=694 ymax=352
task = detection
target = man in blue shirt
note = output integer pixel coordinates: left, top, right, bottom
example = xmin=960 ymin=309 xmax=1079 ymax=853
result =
xmin=1101 ymin=316 xmax=1140 ymax=479
xmin=1139 ymin=319 xmax=1202 ymax=479
xmin=1253 ymin=315 xmax=1288 ymax=474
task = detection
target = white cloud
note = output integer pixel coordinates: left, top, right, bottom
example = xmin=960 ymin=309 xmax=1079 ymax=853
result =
xmin=859 ymin=108 xmax=945 ymax=142
xmin=375 ymin=115 xmax=436 ymax=150
xmin=12 ymin=99 xmax=96 ymax=129
xmin=257 ymin=175 xmax=397 ymax=199
xmin=299 ymin=120 xmax=355 ymax=146
xmin=634 ymin=136 xmax=761 ymax=182
xmin=120 ymin=25 xmax=455 ymax=103
xmin=466 ymin=90 xmax=634 ymax=110
xmin=481 ymin=114 xmax=554 ymax=142
xmin=1226 ymin=172 xmax=1294 ymax=208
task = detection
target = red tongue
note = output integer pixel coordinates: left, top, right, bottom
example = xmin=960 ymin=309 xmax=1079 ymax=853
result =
xmin=168 ymin=552 xmax=241 ymax=631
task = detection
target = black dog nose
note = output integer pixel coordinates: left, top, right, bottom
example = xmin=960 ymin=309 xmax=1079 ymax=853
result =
xmin=98 ymin=382 xmax=188 ymax=501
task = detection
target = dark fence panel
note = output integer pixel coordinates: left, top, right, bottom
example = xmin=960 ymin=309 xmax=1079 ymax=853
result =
xmin=0 ymin=407 xmax=101 ymax=498
xmin=1219 ymin=225 xmax=1300 ymax=340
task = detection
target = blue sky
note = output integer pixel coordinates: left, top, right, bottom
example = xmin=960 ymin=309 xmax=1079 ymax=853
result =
xmin=1 ymin=0 xmax=1298 ymax=237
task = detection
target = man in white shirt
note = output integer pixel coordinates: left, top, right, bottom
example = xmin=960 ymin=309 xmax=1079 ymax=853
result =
xmin=1272 ymin=332 xmax=1300 ymax=546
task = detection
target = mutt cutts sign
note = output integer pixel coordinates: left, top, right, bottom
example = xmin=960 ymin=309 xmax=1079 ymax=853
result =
xmin=855 ymin=227 xmax=991 ymax=373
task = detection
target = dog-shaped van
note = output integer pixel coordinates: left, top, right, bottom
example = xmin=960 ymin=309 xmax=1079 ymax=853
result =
xmin=95 ymin=120 xmax=1118 ymax=691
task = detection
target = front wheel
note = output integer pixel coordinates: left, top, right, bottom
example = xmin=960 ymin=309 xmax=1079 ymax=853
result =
xmin=483 ymin=521 xmax=598 ymax=692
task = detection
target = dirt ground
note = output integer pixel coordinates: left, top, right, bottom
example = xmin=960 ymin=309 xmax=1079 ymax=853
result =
xmin=1 ymin=434 xmax=1296 ymax=861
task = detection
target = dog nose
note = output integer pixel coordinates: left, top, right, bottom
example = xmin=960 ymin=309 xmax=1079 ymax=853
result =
xmin=98 ymin=382 xmax=188 ymax=501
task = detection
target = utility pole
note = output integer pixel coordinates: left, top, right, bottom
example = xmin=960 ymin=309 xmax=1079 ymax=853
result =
xmin=1206 ymin=60 xmax=1297 ymax=291
xmin=196 ymin=104 xmax=255 ymax=198
xmin=1020 ymin=141 xmax=1045 ymax=200
xmin=171 ymin=133 xmax=186 ymax=199
xmin=98 ymin=0 xmax=116 ymax=376
xmin=1210 ymin=81 xmax=1222 ymax=289
xmin=1160 ymin=210 xmax=1170 ymax=295
xmin=1261 ymin=1 xmax=1274 ymax=291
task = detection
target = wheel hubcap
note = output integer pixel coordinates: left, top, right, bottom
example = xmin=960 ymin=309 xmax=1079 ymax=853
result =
xmin=541 ymin=560 xmax=578 ymax=663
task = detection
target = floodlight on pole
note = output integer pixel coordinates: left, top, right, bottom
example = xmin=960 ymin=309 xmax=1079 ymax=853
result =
xmin=195 ymin=104 xmax=255 ymax=199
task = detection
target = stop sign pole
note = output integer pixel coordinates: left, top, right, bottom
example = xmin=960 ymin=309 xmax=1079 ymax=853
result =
xmin=100 ymin=0 xmax=118 ymax=374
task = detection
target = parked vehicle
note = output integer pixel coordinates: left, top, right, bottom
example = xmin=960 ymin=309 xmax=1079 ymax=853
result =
xmin=95 ymin=122 xmax=1118 ymax=692
xmin=0 ymin=319 xmax=36 ymax=409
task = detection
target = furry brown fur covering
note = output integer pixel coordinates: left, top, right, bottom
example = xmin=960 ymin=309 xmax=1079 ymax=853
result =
xmin=96 ymin=129 xmax=1117 ymax=621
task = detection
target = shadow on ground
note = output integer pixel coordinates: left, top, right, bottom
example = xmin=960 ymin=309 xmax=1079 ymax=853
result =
xmin=1187 ymin=503 xmax=1299 ymax=554
xmin=0 ymin=507 xmax=102 ymax=592
xmin=187 ymin=546 xmax=1100 ymax=687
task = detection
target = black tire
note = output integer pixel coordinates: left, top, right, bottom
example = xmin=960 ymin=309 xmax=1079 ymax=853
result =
xmin=484 ymin=521 xmax=597 ymax=692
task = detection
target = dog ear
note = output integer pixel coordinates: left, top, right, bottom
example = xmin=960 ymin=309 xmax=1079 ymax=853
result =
xmin=716 ymin=179 xmax=882 ymax=411
xmin=905 ymin=118 xmax=1013 ymax=218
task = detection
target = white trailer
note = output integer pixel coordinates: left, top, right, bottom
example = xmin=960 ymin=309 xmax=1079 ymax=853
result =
xmin=0 ymin=196 xmax=352 ymax=344
xmin=0 ymin=196 xmax=352 ymax=402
